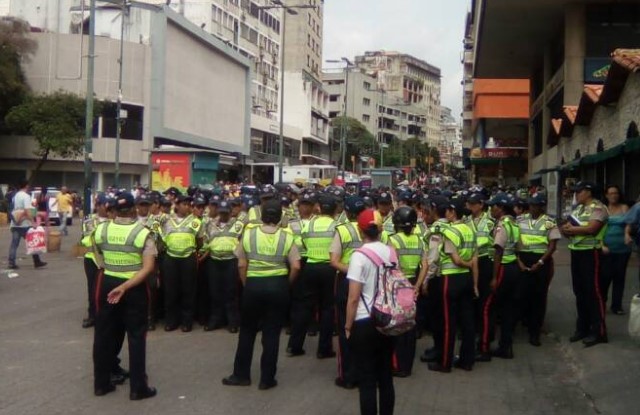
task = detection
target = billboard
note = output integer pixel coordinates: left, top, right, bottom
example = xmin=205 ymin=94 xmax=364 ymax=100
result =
xmin=151 ymin=153 xmax=191 ymax=192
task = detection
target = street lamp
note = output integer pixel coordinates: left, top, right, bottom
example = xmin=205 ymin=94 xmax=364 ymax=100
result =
xmin=380 ymin=142 xmax=389 ymax=167
xmin=326 ymin=57 xmax=354 ymax=180
xmin=258 ymin=1 xmax=317 ymax=184
xmin=114 ymin=0 xmax=130 ymax=188
xmin=83 ymin=0 xmax=96 ymax=217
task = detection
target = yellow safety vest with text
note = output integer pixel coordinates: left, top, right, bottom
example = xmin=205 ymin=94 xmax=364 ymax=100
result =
xmin=207 ymin=219 xmax=244 ymax=260
xmin=518 ymin=213 xmax=553 ymax=254
xmin=439 ymin=222 xmax=476 ymax=275
xmin=243 ymin=227 xmax=294 ymax=277
xmin=568 ymin=201 xmax=608 ymax=250
xmin=336 ymin=221 xmax=363 ymax=265
xmin=162 ymin=214 xmax=201 ymax=258
xmin=95 ymin=221 xmax=149 ymax=279
xmin=389 ymin=231 xmax=425 ymax=278
xmin=466 ymin=212 xmax=494 ymax=257
xmin=303 ymin=216 xmax=337 ymax=263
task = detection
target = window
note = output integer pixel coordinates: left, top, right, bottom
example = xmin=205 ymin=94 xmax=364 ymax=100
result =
xmin=101 ymin=103 xmax=144 ymax=141
xmin=363 ymin=98 xmax=371 ymax=106
xmin=363 ymin=81 xmax=371 ymax=90
xmin=329 ymin=111 xmax=340 ymax=118
xmin=362 ymin=114 xmax=371 ymax=122
xmin=329 ymin=95 xmax=340 ymax=102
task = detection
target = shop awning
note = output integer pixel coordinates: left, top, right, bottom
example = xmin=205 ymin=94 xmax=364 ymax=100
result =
xmin=625 ymin=138 xmax=640 ymax=153
xmin=581 ymin=144 xmax=624 ymax=165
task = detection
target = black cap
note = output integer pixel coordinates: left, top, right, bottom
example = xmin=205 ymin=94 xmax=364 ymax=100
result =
xmin=209 ymin=195 xmax=222 ymax=206
xmin=115 ymin=192 xmax=135 ymax=211
xmin=218 ymin=200 xmax=231 ymax=213
xmin=572 ymin=181 xmax=596 ymax=193
xmin=527 ymin=193 xmax=547 ymax=205
xmin=163 ymin=187 xmax=181 ymax=197
xmin=159 ymin=197 xmax=172 ymax=207
xmin=193 ymin=195 xmax=207 ymax=206
xmin=318 ymin=194 xmax=337 ymax=211
xmin=377 ymin=192 xmax=392 ymax=204
xmin=176 ymin=195 xmax=193 ymax=203
xmin=105 ymin=196 xmax=118 ymax=209
xmin=135 ymin=194 xmax=153 ymax=205
xmin=299 ymin=192 xmax=317 ymax=205
xmin=261 ymin=199 xmax=282 ymax=223
xmin=466 ymin=192 xmax=485 ymax=204
xmin=344 ymin=196 xmax=366 ymax=214
xmin=228 ymin=198 xmax=242 ymax=206
xmin=486 ymin=192 xmax=512 ymax=207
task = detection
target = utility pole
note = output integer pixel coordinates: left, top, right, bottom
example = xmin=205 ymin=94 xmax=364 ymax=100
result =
xmin=83 ymin=0 xmax=96 ymax=216
xmin=114 ymin=0 xmax=127 ymax=188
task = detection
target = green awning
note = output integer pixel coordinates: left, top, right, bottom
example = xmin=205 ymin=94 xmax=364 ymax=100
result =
xmin=582 ymin=144 xmax=624 ymax=165
xmin=560 ymin=159 xmax=581 ymax=171
xmin=625 ymin=138 xmax=640 ymax=153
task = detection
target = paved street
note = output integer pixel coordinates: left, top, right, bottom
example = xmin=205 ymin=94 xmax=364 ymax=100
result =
xmin=1 ymin=224 xmax=639 ymax=415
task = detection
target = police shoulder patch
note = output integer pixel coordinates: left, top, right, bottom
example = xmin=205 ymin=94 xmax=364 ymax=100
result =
xmin=544 ymin=220 xmax=556 ymax=230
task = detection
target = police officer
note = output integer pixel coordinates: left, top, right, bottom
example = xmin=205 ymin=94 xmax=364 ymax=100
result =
xmin=287 ymin=194 xmax=338 ymax=358
xmin=93 ymin=192 xmax=157 ymax=400
xmin=80 ymin=193 xmax=109 ymax=328
xmin=135 ymin=193 xmax=154 ymax=227
xmin=329 ymin=195 xmax=365 ymax=389
xmin=160 ymin=194 xmax=203 ymax=332
xmin=465 ymin=192 xmax=495 ymax=342
xmin=428 ymin=199 xmax=478 ymax=373
xmin=516 ymin=193 xmax=560 ymax=346
xmin=247 ymin=185 xmax=277 ymax=226
xmin=561 ymin=181 xmax=609 ymax=347
xmin=388 ymin=206 xmax=426 ymax=377
xmin=135 ymin=193 xmax=159 ymax=330
xmin=377 ymin=191 xmax=395 ymax=240
xmin=477 ymin=193 xmax=521 ymax=361
xmin=222 ymin=199 xmax=301 ymax=390
xmin=202 ymin=200 xmax=244 ymax=332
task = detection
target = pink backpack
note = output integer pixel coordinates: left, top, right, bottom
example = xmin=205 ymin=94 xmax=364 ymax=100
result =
xmin=357 ymin=246 xmax=416 ymax=336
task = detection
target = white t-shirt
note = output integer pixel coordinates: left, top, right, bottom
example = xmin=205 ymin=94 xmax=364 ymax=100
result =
xmin=11 ymin=190 xmax=33 ymax=228
xmin=347 ymin=241 xmax=394 ymax=321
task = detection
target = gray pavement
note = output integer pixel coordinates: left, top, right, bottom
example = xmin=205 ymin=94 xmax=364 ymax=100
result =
xmin=1 ymin=223 xmax=639 ymax=415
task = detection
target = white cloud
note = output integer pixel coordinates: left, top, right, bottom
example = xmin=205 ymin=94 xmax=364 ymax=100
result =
xmin=323 ymin=0 xmax=469 ymax=120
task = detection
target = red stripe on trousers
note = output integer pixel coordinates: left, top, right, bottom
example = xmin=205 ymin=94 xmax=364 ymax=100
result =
xmin=442 ymin=276 xmax=450 ymax=367
xmin=481 ymin=265 xmax=504 ymax=353
xmin=94 ymin=269 xmax=104 ymax=315
xmin=593 ymin=250 xmax=606 ymax=337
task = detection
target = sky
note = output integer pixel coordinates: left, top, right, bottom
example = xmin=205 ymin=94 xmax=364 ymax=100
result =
xmin=323 ymin=0 xmax=470 ymax=121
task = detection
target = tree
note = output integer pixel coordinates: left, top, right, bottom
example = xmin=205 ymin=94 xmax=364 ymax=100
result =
xmin=330 ymin=116 xmax=378 ymax=169
xmin=0 ymin=17 xmax=37 ymax=133
xmin=5 ymin=91 xmax=103 ymax=180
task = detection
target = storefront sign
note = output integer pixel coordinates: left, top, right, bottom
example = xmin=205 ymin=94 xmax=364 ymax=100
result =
xmin=151 ymin=153 xmax=191 ymax=192
xmin=470 ymin=148 xmax=527 ymax=159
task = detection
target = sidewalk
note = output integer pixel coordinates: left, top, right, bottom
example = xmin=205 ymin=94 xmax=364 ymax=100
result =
xmin=0 ymin=224 xmax=639 ymax=414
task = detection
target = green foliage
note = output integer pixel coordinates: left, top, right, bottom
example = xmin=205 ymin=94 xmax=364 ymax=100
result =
xmin=0 ymin=17 xmax=37 ymax=132
xmin=5 ymin=91 xmax=103 ymax=177
xmin=330 ymin=116 xmax=378 ymax=166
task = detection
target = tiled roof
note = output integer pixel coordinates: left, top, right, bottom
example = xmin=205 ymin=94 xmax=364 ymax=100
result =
xmin=563 ymin=106 xmax=578 ymax=124
xmin=612 ymin=49 xmax=640 ymax=72
xmin=583 ymin=84 xmax=603 ymax=103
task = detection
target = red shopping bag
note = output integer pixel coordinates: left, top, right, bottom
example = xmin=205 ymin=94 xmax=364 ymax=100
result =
xmin=26 ymin=226 xmax=47 ymax=255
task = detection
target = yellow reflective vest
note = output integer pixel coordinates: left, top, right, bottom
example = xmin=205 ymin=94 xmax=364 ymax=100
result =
xmin=95 ymin=221 xmax=149 ymax=279
xmin=303 ymin=216 xmax=337 ymax=263
xmin=439 ymin=221 xmax=476 ymax=275
xmin=568 ymin=201 xmax=608 ymax=250
xmin=161 ymin=214 xmax=201 ymax=258
xmin=243 ymin=226 xmax=294 ymax=277
xmin=389 ymin=231 xmax=424 ymax=278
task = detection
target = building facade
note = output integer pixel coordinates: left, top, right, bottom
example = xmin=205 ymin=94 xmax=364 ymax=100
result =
xmin=0 ymin=2 xmax=250 ymax=189
xmin=439 ymin=106 xmax=462 ymax=169
xmin=354 ymin=50 xmax=442 ymax=146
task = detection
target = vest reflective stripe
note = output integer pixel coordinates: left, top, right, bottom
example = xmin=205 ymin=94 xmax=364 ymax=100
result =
xmin=467 ymin=212 xmax=494 ymax=257
xmin=207 ymin=221 xmax=242 ymax=260
xmin=303 ymin=216 xmax=336 ymax=263
xmin=382 ymin=214 xmax=395 ymax=234
xmin=500 ymin=218 xmax=519 ymax=263
xmin=81 ymin=215 xmax=98 ymax=260
xmin=95 ymin=222 xmax=149 ymax=279
xmin=569 ymin=202 xmax=607 ymax=250
xmin=440 ymin=222 xmax=476 ymax=275
xmin=247 ymin=206 xmax=262 ymax=225
xmin=389 ymin=233 xmax=424 ymax=278
xmin=288 ymin=219 xmax=307 ymax=257
xmin=163 ymin=215 xmax=199 ymax=258
xmin=518 ymin=215 xmax=550 ymax=253
xmin=243 ymin=228 xmax=293 ymax=277
xmin=337 ymin=222 xmax=363 ymax=264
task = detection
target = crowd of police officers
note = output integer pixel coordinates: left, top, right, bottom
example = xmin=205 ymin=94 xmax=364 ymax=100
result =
xmin=79 ymin=179 xmax=610 ymax=399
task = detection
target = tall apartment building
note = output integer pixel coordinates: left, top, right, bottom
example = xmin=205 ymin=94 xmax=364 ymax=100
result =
xmin=440 ymin=106 xmax=462 ymax=168
xmin=354 ymin=51 xmax=442 ymax=146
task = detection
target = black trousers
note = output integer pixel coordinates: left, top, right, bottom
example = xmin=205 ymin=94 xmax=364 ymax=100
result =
xmin=393 ymin=276 xmax=417 ymax=375
xmin=233 ymin=276 xmax=289 ymax=383
xmin=474 ymin=256 xmax=493 ymax=335
xmin=195 ymin=257 xmax=209 ymax=324
xmin=288 ymin=262 xmax=336 ymax=354
xmin=600 ymin=251 xmax=631 ymax=312
xmin=147 ymin=260 xmax=159 ymax=323
xmin=336 ymin=273 xmax=357 ymax=383
xmin=162 ymin=255 xmax=197 ymax=327
xmin=350 ymin=318 xmax=395 ymax=415
xmin=571 ymin=249 xmax=607 ymax=337
xmin=519 ymin=252 xmax=553 ymax=337
xmin=84 ymin=258 xmax=98 ymax=320
xmin=424 ymin=277 xmax=443 ymax=355
xmin=440 ymin=273 xmax=475 ymax=368
xmin=205 ymin=257 xmax=240 ymax=327
xmin=479 ymin=262 xmax=523 ymax=352
xmin=93 ymin=276 xmax=149 ymax=393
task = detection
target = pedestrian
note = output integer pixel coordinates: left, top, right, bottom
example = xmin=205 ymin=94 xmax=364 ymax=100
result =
xmin=624 ymin=194 xmax=640 ymax=289
xmin=329 ymin=195 xmax=365 ymax=389
xmin=7 ymin=180 xmax=47 ymax=270
xmin=601 ymin=185 xmax=631 ymax=315
xmin=477 ymin=192 xmax=521 ymax=360
xmin=287 ymin=194 xmax=338 ymax=359
xmin=561 ymin=181 xmax=609 ymax=347
xmin=387 ymin=206 xmax=426 ymax=377
xmin=428 ymin=198 xmax=477 ymax=373
xmin=345 ymin=208 xmax=395 ymax=415
xmin=79 ymin=193 xmax=110 ymax=328
xmin=92 ymin=191 xmax=157 ymax=400
xmin=160 ymin=194 xmax=203 ymax=332
xmin=516 ymin=193 xmax=560 ymax=346
xmin=55 ymin=186 xmax=74 ymax=236
xmin=222 ymin=199 xmax=301 ymax=390
xmin=202 ymin=200 xmax=243 ymax=332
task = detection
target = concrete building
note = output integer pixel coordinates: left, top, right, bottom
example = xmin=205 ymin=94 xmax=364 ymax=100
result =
xmin=354 ymin=50 xmax=442 ymax=146
xmin=439 ymin=106 xmax=462 ymax=169
xmin=0 ymin=2 xmax=251 ymax=189
xmin=470 ymin=0 xmax=640 ymax=214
